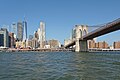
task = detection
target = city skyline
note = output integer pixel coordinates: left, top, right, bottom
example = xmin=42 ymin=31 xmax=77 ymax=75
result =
xmin=0 ymin=0 xmax=120 ymax=44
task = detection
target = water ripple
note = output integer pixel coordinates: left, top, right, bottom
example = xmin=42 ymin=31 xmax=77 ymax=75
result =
xmin=0 ymin=52 xmax=120 ymax=80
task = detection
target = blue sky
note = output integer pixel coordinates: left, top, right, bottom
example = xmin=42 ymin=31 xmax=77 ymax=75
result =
xmin=0 ymin=0 xmax=120 ymax=45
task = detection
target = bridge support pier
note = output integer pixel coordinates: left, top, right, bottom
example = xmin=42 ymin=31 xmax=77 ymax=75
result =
xmin=75 ymin=39 xmax=88 ymax=52
xmin=75 ymin=39 xmax=80 ymax=52
xmin=79 ymin=40 xmax=88 ymax=52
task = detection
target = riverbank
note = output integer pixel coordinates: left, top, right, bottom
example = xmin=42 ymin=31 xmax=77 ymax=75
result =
xmin=89 ymin=48 xmax=120 ymax=52
xmin=0 ymin=48 xmax=74 ymax=52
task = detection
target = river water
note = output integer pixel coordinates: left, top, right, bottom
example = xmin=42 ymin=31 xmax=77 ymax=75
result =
xmin=0 ymin=52 xmax=120 ymax=80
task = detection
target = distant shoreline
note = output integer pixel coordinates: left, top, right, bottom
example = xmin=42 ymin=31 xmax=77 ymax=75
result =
xmin=88 ymin=48 xmax=120 ymax=52
xmin=0 ymin=48 xmax=74 ymax=53
xmin=0 ymin=48 xmax=120 ymax=53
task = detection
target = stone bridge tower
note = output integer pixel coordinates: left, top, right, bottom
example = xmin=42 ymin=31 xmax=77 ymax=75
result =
xmin=72 ymin=25 xmax=88 ymax=52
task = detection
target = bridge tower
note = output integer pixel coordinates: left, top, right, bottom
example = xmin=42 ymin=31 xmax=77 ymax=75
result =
xmin=73 ymin=25 xmax=88 ymax=52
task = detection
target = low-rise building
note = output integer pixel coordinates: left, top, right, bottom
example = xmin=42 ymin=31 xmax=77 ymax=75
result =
xmin=113 ymin=41 xmax=120 ymax=49
xmin=97 ymin=41 xmax=108 ymax=49
xmin=16 ymin=41 xmax=26 ymax=48
xmin=103 ymin=41 xmax=108 ymax=49
xmin=88 ymin=40 xmax=95 ymax=48
xmin=32 ymin=38 xmax=39 ymax=49
xmin=89 ymin=40 xmax=108 ymax=49
xmin=48 ymin=39 xmax=61 ymax=48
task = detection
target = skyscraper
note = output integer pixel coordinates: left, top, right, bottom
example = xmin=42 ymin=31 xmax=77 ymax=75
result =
xmin=0 ymin=28 xmax=9 ymax=47
xmin=9 ymin=32 xmax=15 ymax=48
xmin=34 ymin=31 xmax=39 ymax=39
xmin=17 ymin=21 xmax=23 ymax=41
xmin=39 ymin=21 xmax=46 ymax=48
xmin=23 ymin=19 xmax=27 ymax=41
xmin=12 ymin=23 xmax=16 ymax=33
xmin=37 ymin=28 xmax=41 ymax=48
xmin=12 ymin=23 xmax=17 ymax=38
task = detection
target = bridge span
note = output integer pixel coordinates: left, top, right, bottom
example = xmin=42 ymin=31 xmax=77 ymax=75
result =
xmin=65 ymin=18 xmax=120 ymax=52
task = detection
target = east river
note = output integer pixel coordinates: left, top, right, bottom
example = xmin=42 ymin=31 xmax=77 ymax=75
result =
xmin=0 ymin=52 xmax=120 ymax=80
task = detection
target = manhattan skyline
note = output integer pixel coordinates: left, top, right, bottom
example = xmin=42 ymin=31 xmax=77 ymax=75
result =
xmin=0 ymin=0 xmax=120 ymax=44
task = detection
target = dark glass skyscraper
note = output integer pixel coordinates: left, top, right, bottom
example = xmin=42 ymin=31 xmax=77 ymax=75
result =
xmin=17 ymin=21 xmax=23 ymax=41
xmin=0 ymin=34 xmax=4 ymax=46
xmin=23 ymin=20 xmax=27 ymax=41
xmin=12 ymin=23 xmax=17 ymax=37
xmin=0 ymin=28 xmax=9 ymax=47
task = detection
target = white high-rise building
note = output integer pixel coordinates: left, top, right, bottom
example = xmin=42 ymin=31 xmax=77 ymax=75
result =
xmin=39 ymin=21 xmax=46 ymax=48
xmin=38 ymin=28 xmax=41 ymax=42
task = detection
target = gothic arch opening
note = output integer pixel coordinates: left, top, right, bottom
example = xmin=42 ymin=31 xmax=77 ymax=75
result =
xmin=83 ymin=29 xmax=87 ymax=36
xmin=79 ymin=29 xmax=82 ymax=38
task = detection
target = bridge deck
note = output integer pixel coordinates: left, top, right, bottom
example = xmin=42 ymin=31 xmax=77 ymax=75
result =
xmin=83 ymin=18 xmax=120 ymax=40
xmin=65 ymin=18 xmax=120 ymax=48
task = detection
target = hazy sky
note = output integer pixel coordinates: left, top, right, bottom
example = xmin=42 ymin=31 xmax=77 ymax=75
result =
xmin=0 ymin=0 xmax=120 ymax=45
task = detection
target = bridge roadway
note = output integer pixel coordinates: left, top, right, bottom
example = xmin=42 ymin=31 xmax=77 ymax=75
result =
xmin=65 ymin=18 xmax=120 ymax=48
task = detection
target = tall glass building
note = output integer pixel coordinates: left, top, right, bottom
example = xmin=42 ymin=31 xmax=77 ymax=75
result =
xmin=23 ymin=20 xmax=27 ymax=41
xmin=17 ymin=21 xmax=23 ymax=41
xmin=0 ymin=28 xmax=9 ymax=47
xmin=12 ymin=23 xmax=17 ymax=38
